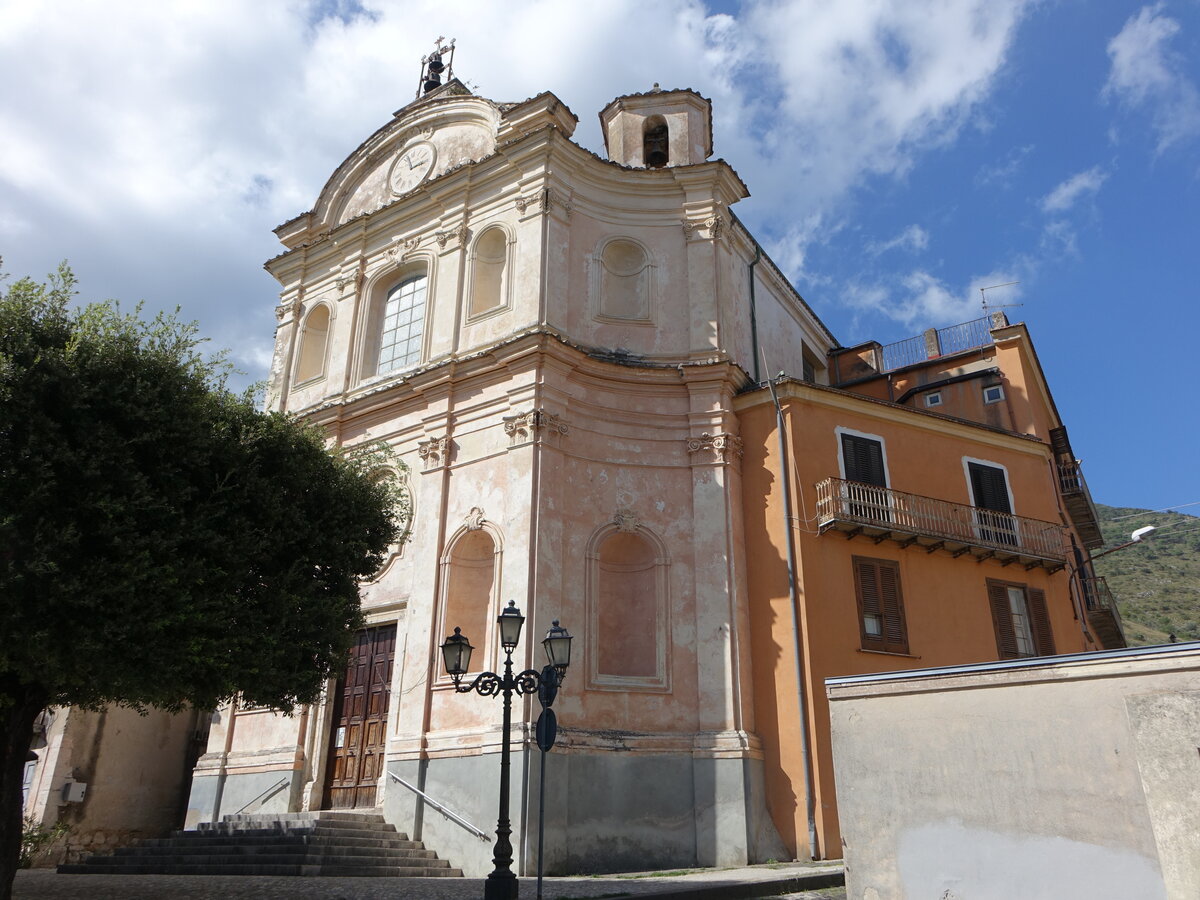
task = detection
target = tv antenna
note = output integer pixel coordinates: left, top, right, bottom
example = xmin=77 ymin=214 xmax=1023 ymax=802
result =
xmin=980 ymin=281 xmax=1023 ymax=314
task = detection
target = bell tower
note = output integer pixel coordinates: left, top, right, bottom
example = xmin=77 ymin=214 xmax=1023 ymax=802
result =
xmin=599 ymin=85 xmax=713 ymax=168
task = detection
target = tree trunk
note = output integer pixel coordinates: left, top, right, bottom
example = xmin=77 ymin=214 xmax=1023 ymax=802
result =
xmin=0 ymin=678 xmax=49 ymax=900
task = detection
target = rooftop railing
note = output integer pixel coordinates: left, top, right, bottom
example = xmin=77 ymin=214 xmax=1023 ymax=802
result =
xmin=879 ymin=315 xmax=1001 ymax=373
xmin=815 ymin=476 xmax=1068 ymax=566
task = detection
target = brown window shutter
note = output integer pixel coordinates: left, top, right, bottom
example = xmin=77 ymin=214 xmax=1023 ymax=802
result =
xmin=854 ymin=556 xmax=908 ymax=654
xmin=842 ymin=434 xmax=886 ymax=487
xmin=878 ymin=561 xmax=909 ymax=654
xmin=1026 ymin=588 xmax=1056 ymax=656
xmin=987 ymin=579 xmax=1019 ymax=659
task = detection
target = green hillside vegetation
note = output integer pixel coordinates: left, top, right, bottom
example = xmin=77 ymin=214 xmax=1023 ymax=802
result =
xmin=1094 ymin=504 xmax=1200 ymax=646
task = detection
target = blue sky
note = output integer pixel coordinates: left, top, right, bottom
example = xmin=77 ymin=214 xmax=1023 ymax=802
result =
xmin=1 ymin=0 xmax=1197 ymax=513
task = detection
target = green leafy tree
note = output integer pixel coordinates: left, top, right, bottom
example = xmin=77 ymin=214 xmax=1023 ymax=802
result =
xmin=0 ymin=266 xmax=397 ymax=898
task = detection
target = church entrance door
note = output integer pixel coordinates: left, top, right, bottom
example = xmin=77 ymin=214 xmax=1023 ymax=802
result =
xmin=322 ymin=624 xmax=395 ymax=809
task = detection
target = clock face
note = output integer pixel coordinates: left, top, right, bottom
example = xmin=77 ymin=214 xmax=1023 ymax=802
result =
xmin=390 ymin=141 xmax=437 ymax=195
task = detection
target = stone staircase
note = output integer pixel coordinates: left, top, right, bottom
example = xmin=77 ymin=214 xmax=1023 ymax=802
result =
xmin=58 ymin=810 xmax=464 ymax=877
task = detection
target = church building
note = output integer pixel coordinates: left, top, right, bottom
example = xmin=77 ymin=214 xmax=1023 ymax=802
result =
xmin=181 ymin=58 xmax=1116 ymax=876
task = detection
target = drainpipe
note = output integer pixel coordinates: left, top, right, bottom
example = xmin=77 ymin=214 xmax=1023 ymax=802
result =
xmin=748 ymin=245 xmax=762 ymax=383
xmin=764 ymin=363 xmax=819 ymax=860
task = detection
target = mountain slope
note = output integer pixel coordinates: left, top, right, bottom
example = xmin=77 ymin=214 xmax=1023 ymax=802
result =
xmin=1094 ymin=504 xmax=1200 ymax=646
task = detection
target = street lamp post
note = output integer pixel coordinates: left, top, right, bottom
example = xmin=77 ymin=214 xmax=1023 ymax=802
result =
xmin=441 ymin=601 xmax=572 ymax=900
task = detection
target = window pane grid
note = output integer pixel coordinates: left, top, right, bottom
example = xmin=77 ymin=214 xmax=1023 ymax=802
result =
xmin=378 ymin=276 xmax=426 ymax=375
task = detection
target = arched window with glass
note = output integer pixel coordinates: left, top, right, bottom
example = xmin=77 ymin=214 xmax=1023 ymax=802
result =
xmin=375 ymin=272 xmax=428 ymax=376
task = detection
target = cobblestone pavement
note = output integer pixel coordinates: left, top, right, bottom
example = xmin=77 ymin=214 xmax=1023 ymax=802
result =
xmin=14 ymin=862 xmax=844 ymax=899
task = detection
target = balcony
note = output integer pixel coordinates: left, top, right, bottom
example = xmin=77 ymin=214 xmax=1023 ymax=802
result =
xmin=1080 ymin=575 xmax=1127 ymax=650
xmin=815 ymin=477 xmax=1069 ymax=571
xmin=1057 ymin=460 xmax=1104 ymax=549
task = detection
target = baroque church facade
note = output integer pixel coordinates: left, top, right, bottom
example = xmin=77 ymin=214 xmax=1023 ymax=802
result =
xmin=180 ymin=72 xmax=1114 ymax=876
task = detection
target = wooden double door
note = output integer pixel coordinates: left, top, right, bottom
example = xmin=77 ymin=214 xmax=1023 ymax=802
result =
xmin=323 ymin=624 xmax=395 ymax=809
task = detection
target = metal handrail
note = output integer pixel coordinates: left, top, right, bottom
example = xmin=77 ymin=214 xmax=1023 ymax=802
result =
xmin=388 ymin=772 xmax=491 ymax=842
xmin=233 ymin=776 xmax=289 ymax=816
xmin=815 ymin=476 xmax=1068 ymax=561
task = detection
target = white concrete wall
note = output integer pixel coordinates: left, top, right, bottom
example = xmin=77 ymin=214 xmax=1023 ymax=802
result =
xmin=827 ymin=643 xmax=1200 ymax=900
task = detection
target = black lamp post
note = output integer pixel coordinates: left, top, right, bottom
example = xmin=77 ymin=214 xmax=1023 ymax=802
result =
xmin=441 ymin=601 xmax=572 ymax=900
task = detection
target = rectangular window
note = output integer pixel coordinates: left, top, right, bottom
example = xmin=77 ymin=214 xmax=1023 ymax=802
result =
xmin=854 ymin=557 xmax=908 ymax=654
xmin=983 ymin=384 xmax=1005 ymax=404
xmin=839 ymin=431 xmax=890 ymax=522
xmin=987 ymin=579 xmax=1055 ymax=659
xmin=841 ymin=433 xmax=886 ymax=486
xmin=925 ymin=391 xmax=942 ymax=408
xmin=967 ymin=460 xmax=1017 ymax=547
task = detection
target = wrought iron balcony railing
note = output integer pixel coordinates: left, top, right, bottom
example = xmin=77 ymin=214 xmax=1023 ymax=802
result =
xmin=1079 ymin=574 xmax=1126 ymax=649
xmin=815 ymin=477 xmax=1069 ymax=569
xmin=1056 ymin=460 xmax=1104 ymax=549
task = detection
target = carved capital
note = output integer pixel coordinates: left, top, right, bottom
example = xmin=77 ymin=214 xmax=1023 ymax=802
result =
xmin=687 ymin=431 xmax=743 ymax=464
xmin=682 ymin=214 xmax=727 ymax=243
xmin=434 ymin=223 xmax=471 ymax=249
xmin=516 ymin=187 xmax=571 ymax=219
xmin=275 ymin=298 xmax=303 ymax=321
xmin=417 ymin=436 xmax=450 ymax=469
xmin=502 ymin=408 xmax=569 ymax=445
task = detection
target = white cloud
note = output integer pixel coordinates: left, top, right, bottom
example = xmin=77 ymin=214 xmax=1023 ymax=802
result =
xmin=0 ymin=0 xmax=1034 ymax=380
xmin=975 ymin=144 xmax=1033 ymax=187
xmin=868 ymin=224 xmax=929 ymax=256
xmin=1040 ymin=220 xmax=1079 ymax=259
xmin=1103 ymin=4 xmax=1200 ymax=152
xmin=842 ymin=269 xmax=1022 ymax=329
xmin=1040 ymin=166 xmax=1109 ymax=213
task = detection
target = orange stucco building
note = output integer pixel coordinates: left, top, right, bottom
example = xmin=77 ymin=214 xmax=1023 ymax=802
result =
xmin=737 ymin=315 xmax=1117 ymax=859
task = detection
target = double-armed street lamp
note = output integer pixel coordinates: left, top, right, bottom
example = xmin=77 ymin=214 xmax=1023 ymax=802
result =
xmin=441 ymin=600 xmax=572 ymax=900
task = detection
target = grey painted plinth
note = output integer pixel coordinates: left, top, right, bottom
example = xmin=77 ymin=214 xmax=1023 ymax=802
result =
xmin=385 ymin=748 xmax=785 ymax=878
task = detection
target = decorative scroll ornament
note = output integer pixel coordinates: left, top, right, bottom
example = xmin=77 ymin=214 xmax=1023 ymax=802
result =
xmin=386 ymin=236 xmax=421 ymax=264
xmin=417 ymin=436 xmax=450 ymax=468
xmin=687 ymin=431 xmax=743 ymax=464
xmin=502 ymin=409 xmax=570 ymax=445
xmin=613 ymin=508 xmax=640 ymax=533
xmin=464 ymin=507 xmax=486 ymax=531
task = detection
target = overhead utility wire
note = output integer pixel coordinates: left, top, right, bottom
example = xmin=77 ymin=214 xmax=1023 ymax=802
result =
xmin=1111 ymin=500 xmax=1200 ymax=520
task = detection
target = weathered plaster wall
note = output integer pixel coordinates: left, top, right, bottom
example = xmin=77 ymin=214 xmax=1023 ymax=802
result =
xmin=27 ymin=705 xmax=201 ymax=864
xmin=827 ymin=644 xmax=1200 ymax=900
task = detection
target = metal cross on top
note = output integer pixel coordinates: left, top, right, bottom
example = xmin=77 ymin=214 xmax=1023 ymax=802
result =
xmin=417 ymin=36 xmax=456 ymax=98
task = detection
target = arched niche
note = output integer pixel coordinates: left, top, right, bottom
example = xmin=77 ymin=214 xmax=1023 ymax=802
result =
xmin=586 ymin=519 xmax=671 ymax=691
xmin=437 ymin=514 xmax=503 ymax=679
xmin=592 ymin=237 xmax=655 ymax=324
xmin=294 ymin=303 xmax=331 ymax=385
xmin=467 ymin=225 xmax=511 ymax=319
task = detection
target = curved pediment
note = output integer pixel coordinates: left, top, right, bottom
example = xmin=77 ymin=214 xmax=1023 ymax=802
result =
xmin=313 ymin=91 xmax=503 ymax=231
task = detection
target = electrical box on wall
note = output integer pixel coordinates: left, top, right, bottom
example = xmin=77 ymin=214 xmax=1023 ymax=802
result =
xmin=60 ymin=781 xmax=87 ymax=804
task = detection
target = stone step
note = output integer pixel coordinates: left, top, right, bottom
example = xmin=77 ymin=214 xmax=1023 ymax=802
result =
xmin=190 ymin=823 xmax=404 ymax=840
xmin=60 ymin=807 xmax=462 ymax=878
xmin=132 ymin=840 xmax=422 ymax=854
xmin=81 ymin=852 xmax=451 ymax=868
xmin=60 ymin=862 xmax=465 ymax=877
xmin=206 ymin=810 xmax=388 ymax=829
xmin=112 ymin=843 xmax=438 ymax=860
